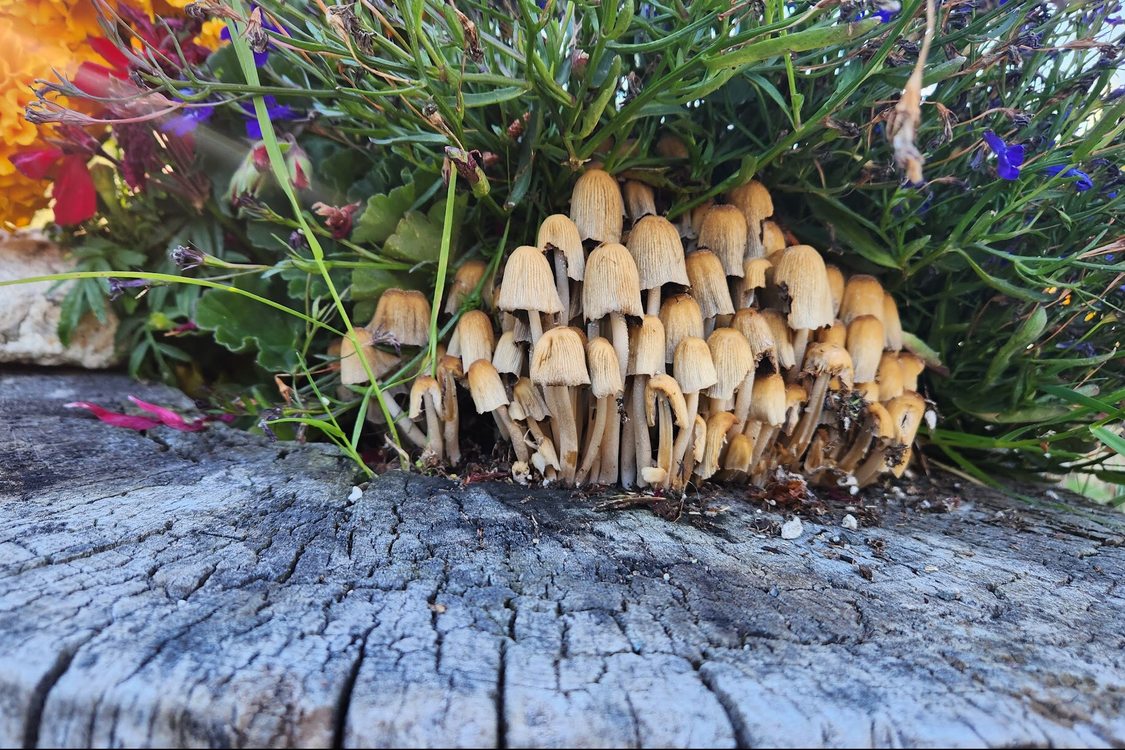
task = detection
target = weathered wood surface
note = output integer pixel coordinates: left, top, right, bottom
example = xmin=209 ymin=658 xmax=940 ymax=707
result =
xmin=1 ymin=371 xmax=1123 ymax=748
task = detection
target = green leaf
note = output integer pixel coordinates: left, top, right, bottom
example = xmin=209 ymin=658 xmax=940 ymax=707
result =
xmin=706 ymin=20 xmax=880 ymax=71
xmin=194 ymin=277 xmax=301 ymax=373
xmin=1094 ymin=469 xmax=1125 ymax=485
xmin=351 ymin=266 xmax=417 ymax=301
xmin=56 ymin=284 xmax=87 ymax=347
xmin=352 ymin=182 xmax=416 ymax=244
xmin=383 ymin=210 xmax=443 ymax=263
xmin=983 ymin=306 xmax=1047 ymax=386
xmin=807 ymin=195 xmax=898 ymax=268
xmin=1091 ymin=426 xmax=1125 ymax=458
xmin=902 ymin=332 xmax=944 ymax=370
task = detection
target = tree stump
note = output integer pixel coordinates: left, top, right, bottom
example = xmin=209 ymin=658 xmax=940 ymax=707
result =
xmin=1 ymin=371 xmax=1123 ymax=748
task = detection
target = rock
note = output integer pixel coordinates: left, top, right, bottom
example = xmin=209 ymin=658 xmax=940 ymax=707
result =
xmin=2 ymin=372 xmax=1125 ymax=748
xmin=0 ymin=232 xmax=118 ymax=368
xmin=780 ymin=516 xmax=804 ymax=539
xmin=841 ymin=513 xmax=859 ymax=530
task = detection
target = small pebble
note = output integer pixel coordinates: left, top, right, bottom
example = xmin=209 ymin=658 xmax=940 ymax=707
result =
xmin=348 ymin=486 xmax=363 ymax=501
xmin=841 ymin=514 xmax=859 ymax=530
xmin=780 ymin=517 xmax=804 ymax=540
xmin=924 ymin=564 xmax=939 ymax=573
xmin=662 ymin=572 xmax=671 ymax=581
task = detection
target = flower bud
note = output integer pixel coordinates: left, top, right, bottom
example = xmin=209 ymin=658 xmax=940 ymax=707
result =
xmin=285 ymin=141 xmax=312 ymax=191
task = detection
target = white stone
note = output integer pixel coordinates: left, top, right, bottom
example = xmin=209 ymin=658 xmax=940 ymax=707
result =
xmin=780 ymin=517 xmax=804 ymax=540
xmin=0 ymin=232 xmax=117 ymax=368
xmin=348 ymin=486 xmax=363 ymax=501
xmin=841 ymin=514 xmax=859 ymax=530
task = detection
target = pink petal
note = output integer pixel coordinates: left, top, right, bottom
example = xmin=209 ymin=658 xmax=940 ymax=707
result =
xmin=128 ymin=396 xmax=207 ymax=432
xmin=65 ymin=402 xmax=164 ymax=431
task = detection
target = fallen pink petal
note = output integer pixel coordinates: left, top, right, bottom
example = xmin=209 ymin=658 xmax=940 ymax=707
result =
xmin=64 ymin=401 xmax=165 ymax=431
xmin=127 ymin=396 xmax=209 ymax=431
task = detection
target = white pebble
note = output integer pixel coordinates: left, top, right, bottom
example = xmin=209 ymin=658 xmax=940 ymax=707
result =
xmin=841 ymin=514 xmax=858 ymax=530
xmin=780 ymin=518 xmax=804 ymax=540
xmin=348 ymin=486 xmax=363 ymax=501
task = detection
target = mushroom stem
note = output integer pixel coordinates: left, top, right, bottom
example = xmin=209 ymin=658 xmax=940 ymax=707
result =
xmin=646 ymin=287 xmax=662 ymax=316
xmin=545 ymin=385 xmax=579 ymax=484
xmin=790 ymin=373 xmax=830 ymax=459
xmin=656 ymin=399 xmax=674 ymax=486
xmin=527 ymin=311 xmax=545 ymax=345
xmin=671 ymin=392 xmax=700 ymax=481
xmin=609 ymin=312 xmax=629 ymax=380
xmin=576 ymin=395 xmax=611 ymax=484
xmin=423 ymin=392 xmax=444 ymax=460
xmin=838 ymin=430 xmax=875 ymax=473
xmin=749 ymin=424 xmax=778 ymax=475
xmin=597 ymin=408 xmax=621 ymax=485
xmin=790 ymin=328 xmax=811 ymax=377
xmin=620 ymin=396 xmax=637 ymax=488
xmin=632 ymin=377 xmax=653 ymax=486
xmin=384 ymin=398 xmax=428 ymax=449
xmin=496 ymin=405 xmax=530 ymax=463
xmin=553 ymin=253 xmax=570 ymax=327
xmin=731 ymin=370 xmax=756 ymax=435
xmin=854 ymin=450 xmax=889 ymax=487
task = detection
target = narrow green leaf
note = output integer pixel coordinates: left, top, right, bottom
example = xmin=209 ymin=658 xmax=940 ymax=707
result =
xmin=1091 ymin=426 xmax=1125 ymax=457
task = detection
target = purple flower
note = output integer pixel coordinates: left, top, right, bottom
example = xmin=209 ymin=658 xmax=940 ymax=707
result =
xmin=163 ymin=103 xmax=216 ymax=137
xmin=219 ymin=5 xmax=281 ymax=67
xmin=238 ymin=97 xmax=299 ymax=139
xmin=1044 ymin=165 xmax=1094 ymax=192
xmin=107 ymin=278 xmax=151 ymax=300
xmin=983 ymin=130 xmax=1024 ymax=180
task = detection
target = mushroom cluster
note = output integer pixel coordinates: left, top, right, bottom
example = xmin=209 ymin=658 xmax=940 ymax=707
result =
xmin=343 ymin=170 xmax=931 ymax=492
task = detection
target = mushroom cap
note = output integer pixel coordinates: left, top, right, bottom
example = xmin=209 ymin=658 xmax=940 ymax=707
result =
xmin=773 ymin=245 xmax=835 ymax=331
xmin=689 ymin=200 xmax=716 ymax=239
xmin=409 ymin=376 xmax=442 ymax=419
xmin=685 ymin=250 xmax=735 ymax=318
xmin=723 ymin=433 xmax=754 ymax=472
xmin=816 ymin=319 xmax=847 ymax=347
xmin=749 ymin=373 xmax=787 ymax=426
xmin=784 ymin=383 xmax=808 ymax=431
xmin=883 ymin=291 xmax=905 ymax=352
xmin=623 ymin=180 xmax=657 ymax=221
xmin=701 ymin=411 xmax=738 ymax=479
xmin=876 ymin=351 xmax=905 ymax=401
xmin=530 ymin=327 xmax=590 ymax=386
xmin=626 ymin=215 xmax=690 ymax=290
xmin=673 ymin=336 xmax=718 ymax=394
xmin=742 ymin=257 xmax=772 ymax=291
xmin=839 ymin=274 xmax=885 ymax=325
xmin=513 ymin=377 xmax=550 ymax=422
xmin=537 ymin=214 xmax=586 ymax=281
xmin=339 ymin=329 xmax=401 ymax=385
xmin=761 ymin=220 xmax=786 ymax=257
xmin=887 ymin=391 xmax=926 ymax=445
xmin=802 ymin=343 xmax=854 ymax=387
xmin=825 ymin=264 xmax=845 ymax=318
xmin=758 ymin=309 xmax=796 ymax=370
xmin=453 ymin=309 xmax=496 ymax=371
xmin=570 ymin=168 xmax=624 ymax=244
xmin=645 ymin=374 xmax=689 ymax=428
xmin=497 ymin=246 xmax=563 ymax=314
xmin=897 ymin=351 xmax=925 ymax=391
xmin=467 ymin=359 xmax=509 ymax=414
xmin=629 ymin=315 xmax=667 ymax=376
xmin=659 ymin=294 xmax=704 ymax=363
xmin=655 ymin=132 xmax=689 ymax=160
xmin=866 ymin=402 xmax=896 ymax=440
xmin=586 ymin=337 xmax=625 ymax=398
xmin=853 ymin=380 xmax=881 ymax=404
xmin=445 ymin=259 xmax=491 ymax=315
xmin=846 ymin=315 xmax=885 ymax=384
xmin=706 ymin=328 xmax=753 ymax=400
xmin=583 ymin=242 xmax=644 ymax=320
xmin=697 ymin=205 xmax=748 ymax=277
xmin=502 ymin=311 xmax=532 ymax=344
xmin=727 ymin=179 xmax=773 ymax=230
xmin=731 ymin=308 xmax=779 ymax=371
xmin=370 ymin=288 xmax=432 ymax=347
xmin=492 ymin=330 xmax=525 ymax=375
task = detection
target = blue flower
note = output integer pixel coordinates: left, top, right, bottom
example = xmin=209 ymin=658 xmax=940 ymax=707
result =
xmin=161 ymin=89 xmax=216 ymax=136
xmin=220 ymin=5 xmax=281 ymax=67
xmin=983 ymin=130 xmax=1024 ymax=180
xmin=238 ymin=97 xmax=299 ymax=140
xmin=1044 ymin=165 xmax=1094 ymax=192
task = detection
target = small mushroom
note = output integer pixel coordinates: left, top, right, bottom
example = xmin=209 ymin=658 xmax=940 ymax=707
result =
xmin=685 ymin=250 xmax=735 ymax=335
xmin=773 ymin=244 xmax=835 ymax=372
xmin=449 ymin=309 xmax=496 ymax=371
xmin=760 ymin=220 xmax=786 ymax=258
xmin=497 ymin=245 xmax=564 ymax=346
xmin=696 ymin=204 xmax=748 ymax=279
xmin=671 ymin=337 xmax=717 ymax=486
xmin=825 ymin=264 xmax=845 ymax=319
xmin=623 ymin=180 xmax=657 ymax=221
xmin=883 ymin=292 xmax=905 ymax=352
xmin=445 ymin=259 xmax=492 ymax=315
xmin=645 ymin=374 xmax=690 ymax=486
xmin=898 ymin=351 xmax=925 ymax=392
xmin=627 ymin=215 xmax=690 ymax=315
xmin=409 ymin=376 xmax=444 ymax=463
xmin=628 ymin=315 xmax=666 ymax=487
xmin=876 ymin=352 xmax=905 ymax=401
xmin=571 ymin=168 xmax=624 ymax=244
xmin=530 ymin=327 xmax=590 ymax=484
xmin=846 ymin=315 xmax=885 ymax=384
xmin=467 ymin=359 xmax=529 ymax=465
xmin=839 ymin=274 xmax=886 ymax=325
xmin=789 ymin=343 xmax=853 ymax=460
xmin=727 ymin=179 xmax=773 ymax=258
xmin=583 ymin=242 xmax=643 ymax=379
xmin=698 ymin=411 xmax=739 ymax=481
xmin=576 ymin=338 xmax=625 ymax=485
xmin=659 ymin=294 xmax=705 ymax=364
xmin=537 ymin=214 xmax=585 ymax=326
xmin=370 ymin=288 xmax=432 ymax=348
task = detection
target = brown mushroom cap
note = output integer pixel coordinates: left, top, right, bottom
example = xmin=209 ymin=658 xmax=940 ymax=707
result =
xmin=673 ymin=336 xmax=718 ymax=394
xmin=497 ymin=246 xmax=564 ymax=314
xmin=727 ymin=180 xmax=773 ymax=234
xmin=452 ymin=309 xmax=496 ymax=371
xmin=761 ymin=220 xmax=786 ymax=257
xmin=627 ymin=215 xmax=690 ymax=291
xmin=409 ymin=376 xmax=442 ymax=419
xmin=749 ymin=373 xmax=787 ymax=426
xmin=883 ymin=292 xmax=904 ymax=352
xmin=697 ymin=205 xmax=749 ymax=277
xmin=582 ymin=242 xmax=644 ymax=320
xmin=339 ymin=329 xmax=401 ymax=385
xmin=897 ymin=352 xmax=925 ymax=392
xmin=867 ymin=402 xmax=896 ymax=440
xmin=629 ymin=315 xmax=667 ymax=376
xmin=706 ymin=328 xmax=753 ymax=400
xmin=645 ymin=374 xmax=690 ymax=428
xmin=467 ymin=359 xmax=510 ymax=414
xmin=816 ymin=319 xmax=847 ymax=348
xmin=685 ymin=250 xmax=735 ymax=318
xmin=825 ymin=264 xmax=845 ymax=318
xmin=846 ymin=315 xmax=885 ymax=384
xmin=623 ymin=180 xmax=657 ymax=222
xmin=512 ymin=377 xmax=550 ymax=422
xmin=530 ymin=327 xmax=590 ymax=386
xmin=802 ymin=343 xmax=854 ymax=387
xmin=839 ymin=275 xmax=886 ymax=325
xmin=758 ymin=309 xmax=796 ymax=370
xmin=537 ymin=214 xmax=586 ymax=281
xmin=586 ymin=337 xmax=625 ymax=398
xmin=370 ymin=288 xmax=432 ymax=347
xmin=570 ymin=168 xmax=624 ymax=244
xmin=445 ymin=259 xmax=491 ymax=315
xmin=492 ymin=330 xmax=525 ymax=375
xmin=659 ymin=293 xmax=705 ymax=363
xmin=887 ymin=391 xmax=926 ymax=445
xmin=853 ymin=380 xmax=881 ymax=404
xmin=732 ymin=308 xmax=779 ymax=371
xmin=773 ymin=245 xmax=835 ymax=332
xmin=876 ymin=351 xmax=905 ymax=401
xmin=742 ymin=257 xmax=772 ymax=293
xmin=655 ymin=133 xmax=690 ymax=160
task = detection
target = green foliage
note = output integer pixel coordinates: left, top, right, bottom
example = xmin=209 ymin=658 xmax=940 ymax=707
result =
xmin=29 ymin=0 xmax=1123 ymax=493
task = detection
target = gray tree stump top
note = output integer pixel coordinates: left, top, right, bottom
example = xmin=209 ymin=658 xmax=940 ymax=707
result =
xmin=1 ymin=371 xmax=1123 ymax=748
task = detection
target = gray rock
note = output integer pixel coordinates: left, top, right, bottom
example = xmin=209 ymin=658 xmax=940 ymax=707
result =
xmin=0 ymin=232 xmax=117 ymax=368
xmin=1 ymin=372 xmax=1124 ymax=748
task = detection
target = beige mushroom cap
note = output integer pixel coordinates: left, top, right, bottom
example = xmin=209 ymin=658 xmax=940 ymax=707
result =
xmin=673 ymin=337 xmax=718 ymax=394
xmin=586 ymin=337 xmax=625 ymax=398
xmin=492 ymin=330 xmax=525 ymax=375
xmin=530 ymin=327 xmax=590 ymax=386
xmin=445 ymin=259 xmax=491 ymax=315
xmin=825 ymin=264 xmax=845 ymax=318
xmin=883 ymin=291 xmax=905 ymax=352
xmin=623 ymin=180 xmax=657 ymax=222
xmin=706 ymin=328 xmax=753 ymax=400
xmin=697 ymin=204 xmax=748 ymax=277
xmin=659 ymin=294 xmax=705 ymax=363
xmin=537 ymin=214 xmax=586 ymax=281
xmin=452 ymin=309 xmax=496 ymax=371
xmin=497 ymin=246 xmax=563 ymax=314
xmin=370 ymin=288 xmax=432 ymax=347
xmin=685 ymin=250 xmax=735 ymax=318
xmin=409 ymin=376 xmax=442 ymax=419
xmin=570 ymin=168 xmax=624 ymax=244
xmin=629 ymin=315 xmax=667 ymax=377
xmin=645 ymin=374 xmax=690 ymax=428
xmin=627 ymin=215 xmax=690 ymax=290
xmin=773 ymin=245 xmax=835 ymax=332
xmin=846 ymin=315 xmax=885 ymax=384
xmin=749 ymin=373 xmax=787 ymax=426
xmin=876 ymin=351 xmax=905 ymax=401
xmin=583 ymin=242 xmax=644 ymax=320
xmin=467 ymin=359 xmax=510 ymax=414
xmin=732 ymin=308 xmax=779 ymax=371
xmin=839 ymin=274 xmax=885 ymax=325
xmin=761 ymin=220 xmax=786 ymax=257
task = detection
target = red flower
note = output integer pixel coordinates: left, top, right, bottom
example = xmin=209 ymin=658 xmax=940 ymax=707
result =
xmin=65 ymin=396 xmax=211 ymax=432
xmin=10 ymin=146 xmax=97 ymax=226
